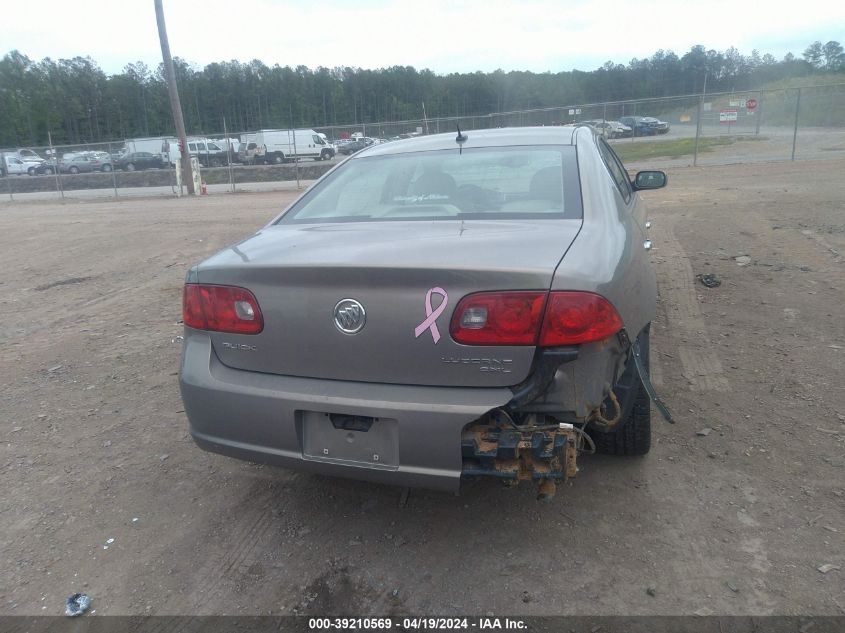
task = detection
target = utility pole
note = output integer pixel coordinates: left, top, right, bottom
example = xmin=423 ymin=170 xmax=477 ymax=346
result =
xmin=154 ymin=0 xmax=194 ymax=195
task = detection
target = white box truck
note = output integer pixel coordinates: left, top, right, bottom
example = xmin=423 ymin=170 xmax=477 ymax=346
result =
xmin=239 ymin=129 xmax=333 ymax=164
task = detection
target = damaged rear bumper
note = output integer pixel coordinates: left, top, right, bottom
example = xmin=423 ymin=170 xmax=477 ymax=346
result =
xmin=179 ymin=331 xmax=514 ymax=492
xmin=179 ymin=331 xmax=637 ymax=495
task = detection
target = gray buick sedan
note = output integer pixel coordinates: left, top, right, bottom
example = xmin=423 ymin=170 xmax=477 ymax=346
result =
xmin=179 ymin=126 xmax=667 ymax=498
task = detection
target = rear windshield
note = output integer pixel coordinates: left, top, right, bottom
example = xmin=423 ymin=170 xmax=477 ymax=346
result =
xmin=277 ymin=146 xmax=581 ymax=223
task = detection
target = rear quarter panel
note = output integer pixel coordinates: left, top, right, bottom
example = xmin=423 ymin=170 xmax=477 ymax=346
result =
xmin=550 ymin=129 xmax=656 ymax=338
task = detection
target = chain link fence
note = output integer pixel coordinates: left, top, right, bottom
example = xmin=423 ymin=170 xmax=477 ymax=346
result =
xmin=2 ymin=82 xmax=844 ymax=201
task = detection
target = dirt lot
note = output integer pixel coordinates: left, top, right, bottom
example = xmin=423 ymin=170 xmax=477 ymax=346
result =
xmin=1 ymin=159 xmax=843 ymax=617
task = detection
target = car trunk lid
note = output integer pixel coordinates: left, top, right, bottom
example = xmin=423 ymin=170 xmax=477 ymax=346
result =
xmin=196 ymin=219 xmax=581 ymax=387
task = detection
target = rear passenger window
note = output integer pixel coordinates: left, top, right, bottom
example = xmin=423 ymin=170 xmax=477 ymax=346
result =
xmin=598 ymin=139 xmax=632 ymax=204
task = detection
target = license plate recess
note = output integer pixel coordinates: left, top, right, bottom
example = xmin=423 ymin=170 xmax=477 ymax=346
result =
xmin=301 ymin=411 xmax=399 ymax=469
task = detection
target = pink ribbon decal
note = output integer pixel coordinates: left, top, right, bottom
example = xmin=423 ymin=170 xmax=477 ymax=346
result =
xmin=414 ymin=287 xmax=449 ymax=344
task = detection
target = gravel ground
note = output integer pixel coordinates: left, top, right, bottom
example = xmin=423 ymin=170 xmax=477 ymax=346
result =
xmin=1 ymin=159 xmax=843 ymax=617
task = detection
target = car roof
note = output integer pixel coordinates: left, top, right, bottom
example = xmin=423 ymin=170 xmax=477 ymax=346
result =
xmin=358 ymin=126 xmax=577 ymax=157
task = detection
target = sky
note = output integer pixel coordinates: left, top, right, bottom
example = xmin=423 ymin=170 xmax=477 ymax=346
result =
xmin=2 ymin=0 xmax=844 ymax=75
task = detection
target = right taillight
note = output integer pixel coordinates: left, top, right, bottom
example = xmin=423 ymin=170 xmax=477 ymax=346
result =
xmin=450 ymin=291 xmax=547 ymax=345
xmin=539 ymin=291 xmax=623 ymax=346
xmin=449 ymin=290 xmax=622 ymax=347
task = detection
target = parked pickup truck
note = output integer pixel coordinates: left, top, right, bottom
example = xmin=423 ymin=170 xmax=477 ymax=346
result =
xmin=1 ymin=154 xmax=39 ymax=176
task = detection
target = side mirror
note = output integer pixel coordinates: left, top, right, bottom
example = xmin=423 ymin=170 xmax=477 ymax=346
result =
xmin=633 ymin=170 xmax=667 ymax=190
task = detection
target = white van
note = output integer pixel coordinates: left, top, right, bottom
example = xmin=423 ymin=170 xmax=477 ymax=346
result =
xmin=121 ymin=137 xmax=178 ymax=165
xmin=121 ymin=136 xmax=230 ymax=167
xmin=239 ymin=129 xmax=333 ymax=164
xmin=185 ymin=138 xmax=228 ymax=167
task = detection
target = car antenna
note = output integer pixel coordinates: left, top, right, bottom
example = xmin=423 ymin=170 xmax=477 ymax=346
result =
xmin=456 ymin=125 xmax=467 ymax=154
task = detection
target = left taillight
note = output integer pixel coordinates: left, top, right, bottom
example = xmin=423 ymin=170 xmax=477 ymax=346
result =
xmin=182 ymin=284 xmax=264 ymax=335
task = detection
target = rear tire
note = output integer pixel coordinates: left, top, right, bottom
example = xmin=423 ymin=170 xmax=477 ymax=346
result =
xmin=126 ymin=163 xmax=135 ymax=171
xmin=592 ymin=325 xmax=652 ymax=456
xmin=69 ymin=166 xmax=79 ymax=174
xmin=102 ymin=164 xmax=112 ymax=172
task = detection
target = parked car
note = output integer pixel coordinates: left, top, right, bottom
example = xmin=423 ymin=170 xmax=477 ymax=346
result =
xmin=34 ymin=159 xmax=58 ymax=175
xmin=115 ymin=151 xmax=165 ymax=171
xmin=337 ymin=138 xmax=373 ymax=155
xmin=59 ymin=153 xmax=97 ymax=174
xmin=640 ymin=117 xmax=670 ymax=134
xmin=583 ymin=120 xmax=633 ymax=139
xmin=179 ymin=126 xmax=668 ymax=498
xmin=86 ymin=151 xmax=113 ymax=172
xmin=618 ymin=116 xmax=670 ymax=137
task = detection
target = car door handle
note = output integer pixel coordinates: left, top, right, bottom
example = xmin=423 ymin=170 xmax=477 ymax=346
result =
xmin=643 ymin=240 xmax=653 ymax=250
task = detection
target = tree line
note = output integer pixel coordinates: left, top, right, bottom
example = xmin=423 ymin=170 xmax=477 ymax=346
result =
xmin=1 ymin=40 xmax=843 ymax=147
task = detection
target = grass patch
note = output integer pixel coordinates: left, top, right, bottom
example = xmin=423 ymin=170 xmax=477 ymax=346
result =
xmin=614 ymin=136 xmax=734 ymax=161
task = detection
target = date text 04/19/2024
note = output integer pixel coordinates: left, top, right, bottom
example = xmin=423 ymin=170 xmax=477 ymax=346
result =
xmin=308 ymin=618 xmax=528 ymax=630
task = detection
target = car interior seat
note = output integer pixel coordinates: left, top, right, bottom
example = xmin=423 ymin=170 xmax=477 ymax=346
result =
xmin=528 ymin=166 xmax=563 ymax=202
xmin=498 ymin=165 xmax=564 ymax=213
xmin=409 ymin=169 xmax=457 ymax=199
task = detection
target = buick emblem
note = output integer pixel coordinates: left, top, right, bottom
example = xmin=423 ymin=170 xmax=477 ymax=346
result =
xmin=333 ymin=298 xmax=366 ymax=334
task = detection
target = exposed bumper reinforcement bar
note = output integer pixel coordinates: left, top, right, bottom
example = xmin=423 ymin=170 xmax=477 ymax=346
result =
xmin=460 ymin=411 xmax=579 ymax=500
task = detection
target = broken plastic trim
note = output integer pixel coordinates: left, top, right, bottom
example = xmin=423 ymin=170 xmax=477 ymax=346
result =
xmin=506 ymin=346 xmax=579 ymax=410
xmin=632 ymin=337 xmax=674 ymax=423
